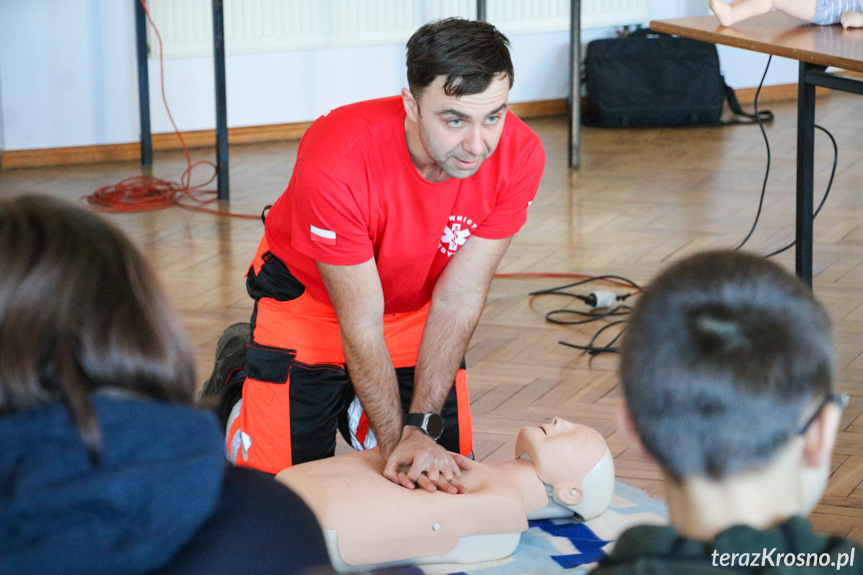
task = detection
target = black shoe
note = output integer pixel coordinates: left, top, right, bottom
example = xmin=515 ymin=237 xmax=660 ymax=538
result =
xmin=200 ymin=322 xmax=250 ymax=429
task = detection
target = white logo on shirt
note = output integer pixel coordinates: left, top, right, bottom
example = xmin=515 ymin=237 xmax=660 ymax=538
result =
xmin=440 ymin=215 xmax=478 ymax=257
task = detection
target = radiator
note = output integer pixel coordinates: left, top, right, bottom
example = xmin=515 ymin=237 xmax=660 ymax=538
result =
xmin=146 ymin=0 xmax=651 ymax=58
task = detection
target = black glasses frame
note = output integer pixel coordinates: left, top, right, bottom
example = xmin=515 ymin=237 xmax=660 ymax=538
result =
xmin=797 ymin=392 xmax=849 ymax=435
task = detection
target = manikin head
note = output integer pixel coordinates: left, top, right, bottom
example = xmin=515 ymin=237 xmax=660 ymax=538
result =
xmin=516 ymin=417 xmax=615 ymax=520
xmin=402 ymin=18 xmax=514 ymax=181
xmin=618 ymin=250 xmax=841 ymax=516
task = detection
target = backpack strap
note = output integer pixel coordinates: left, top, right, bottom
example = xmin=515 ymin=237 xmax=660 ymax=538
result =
xmin=627 ymin=27 xmax=670 ymax=38
xmin=722 ymin=78 xmax=775 ymax=125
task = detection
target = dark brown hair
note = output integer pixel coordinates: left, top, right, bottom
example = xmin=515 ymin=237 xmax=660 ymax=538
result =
xmin=619 ymin=250 xmax=834 ymax=481
xmin=0 ymin=195 xmax=196 ymax=459
xmin=406 ymin=17 xmax=514 ymax=101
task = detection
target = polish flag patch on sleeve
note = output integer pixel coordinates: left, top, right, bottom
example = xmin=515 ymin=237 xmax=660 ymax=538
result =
xmin=310 ymin=224 xmax=336 ymax=245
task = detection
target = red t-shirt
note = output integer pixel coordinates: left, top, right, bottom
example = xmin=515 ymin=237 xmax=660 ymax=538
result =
xmin=264 ymin=96 xmax=545 ymax=314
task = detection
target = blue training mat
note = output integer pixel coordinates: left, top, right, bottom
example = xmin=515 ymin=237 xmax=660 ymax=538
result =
xmin=392 ymin=480 xmax=668 ymax=575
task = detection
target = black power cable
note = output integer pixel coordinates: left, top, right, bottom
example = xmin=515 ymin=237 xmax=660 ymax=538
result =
xmin=732 ymin=55 xmax=839 ymax=257
xmin=559 ymin=320 xmax=628 ymax=355
xmin=764 ymin=124 xmax=839 ymax=258
xmin=544 ymin=305 xmax=632 ymax=326
xmin=530 ymin=275 xmax=641 ymax=355
xmin=734 ymin=55 xmax=774 ymax=251
xmin=529 ymin=275 xmax=641 ymax=296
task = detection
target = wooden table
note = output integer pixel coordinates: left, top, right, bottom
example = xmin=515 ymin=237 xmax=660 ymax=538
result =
xmin=650 ymin=12 xmax=863 ymax=285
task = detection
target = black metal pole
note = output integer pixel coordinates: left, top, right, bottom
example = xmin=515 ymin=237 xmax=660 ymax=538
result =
xmin=213 ymin=0 xmax=230 ymax=200
xmin=795 ymin=62 xmax=816 ymax=286
xmin=134 ymin=0 xmax=152 ymax=168
xmin=476 ymin=0 xmax=487 ymax=21
xmin=568 ymin=0 xmax=581 ymax=169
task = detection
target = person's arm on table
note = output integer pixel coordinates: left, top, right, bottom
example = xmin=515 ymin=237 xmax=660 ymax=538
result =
xmin=382 ymin=235 xmax=512 ymax=494
xmin=841 ymin=11 xmax=863 ymax=27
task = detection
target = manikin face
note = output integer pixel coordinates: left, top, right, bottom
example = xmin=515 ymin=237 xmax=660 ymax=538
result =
xmin=516 ymin=417 xmax=608 ymax=488
xmin=403 ymin=74 xmax=510 ymax=182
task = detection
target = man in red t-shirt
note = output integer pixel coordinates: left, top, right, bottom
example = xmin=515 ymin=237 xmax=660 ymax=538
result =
xmin=206 ymin=17 xmax=545 ymax=493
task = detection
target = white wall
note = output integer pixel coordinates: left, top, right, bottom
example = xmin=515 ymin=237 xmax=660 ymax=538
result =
xmin=0 ymin=0 xmax=798 ymax=153
xmin=0 ymin=0 xmax=139 ymax=151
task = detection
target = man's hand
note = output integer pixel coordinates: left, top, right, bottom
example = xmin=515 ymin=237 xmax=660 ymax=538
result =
xmin=382 ymin=426 xmax=472 ymax=494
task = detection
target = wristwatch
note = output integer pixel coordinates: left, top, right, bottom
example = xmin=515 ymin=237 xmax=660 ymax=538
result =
xmin=404 ymin=412 xmax=444 ymax=441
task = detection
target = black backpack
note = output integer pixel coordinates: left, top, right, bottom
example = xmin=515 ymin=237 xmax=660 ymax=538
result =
xmin=584 ymin=29 xmax=773 ymax=128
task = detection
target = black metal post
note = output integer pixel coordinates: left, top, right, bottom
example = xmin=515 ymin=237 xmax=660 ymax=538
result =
xmin=134 ymin=0 xmax=152 ymax=168
xmin=213 ymin=0 xmax=230 ymax=200
xmin=476 ymin=0 xmax=487 ymax=21
xmin=795 ymin=61 xmax=816 ymax=286
xmin=568 ymin=0 xmax=581 ymax=169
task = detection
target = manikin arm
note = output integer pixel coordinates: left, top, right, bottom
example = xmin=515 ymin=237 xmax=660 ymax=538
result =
xmin=709 ymin=0 xmax=816 ymax=26
xmin=841 ymin=10 xmax=863 ymax=26
xmin=382 ymin=235 xmax=512 ymax=492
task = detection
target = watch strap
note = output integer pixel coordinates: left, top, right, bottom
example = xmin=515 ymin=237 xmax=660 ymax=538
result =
xmin=404 ymin=412 xmax=444 ymax=440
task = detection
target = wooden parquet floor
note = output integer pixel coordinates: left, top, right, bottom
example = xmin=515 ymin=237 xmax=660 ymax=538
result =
xmin=2 ymin=91 xmax=862 ymax=542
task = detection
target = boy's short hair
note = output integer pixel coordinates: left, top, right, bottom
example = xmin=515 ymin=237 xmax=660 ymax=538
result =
xmin=406 ymin=17 xmax=514 ymax=101
xmin=619 ymin=250 xmax=834 ymax=481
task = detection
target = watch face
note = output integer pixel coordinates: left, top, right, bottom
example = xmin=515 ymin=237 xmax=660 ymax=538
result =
xmin=425 ymin=413 xmax=444 ymax=440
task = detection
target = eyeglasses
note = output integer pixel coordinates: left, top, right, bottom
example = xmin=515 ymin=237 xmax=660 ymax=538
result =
xmin=797 ymin=392 xmax=849 ymax=435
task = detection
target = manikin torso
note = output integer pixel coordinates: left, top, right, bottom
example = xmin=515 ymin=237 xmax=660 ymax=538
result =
xmin=276 ymin=418 xmax=615 ymax=573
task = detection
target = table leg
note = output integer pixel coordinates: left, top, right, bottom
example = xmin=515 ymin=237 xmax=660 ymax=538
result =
xmin=796 ymin=61 xmax=816 ymax=286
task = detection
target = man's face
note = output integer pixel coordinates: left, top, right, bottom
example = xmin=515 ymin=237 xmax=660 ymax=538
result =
xmin=405 ymin=74 xmax=510 ymax=180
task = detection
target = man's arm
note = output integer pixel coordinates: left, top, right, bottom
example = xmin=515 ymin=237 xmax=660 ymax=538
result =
xmin=382 ymin=235 xmax=512 ymax=492
xmin=316 ymin=259 xmax=404 ymax=458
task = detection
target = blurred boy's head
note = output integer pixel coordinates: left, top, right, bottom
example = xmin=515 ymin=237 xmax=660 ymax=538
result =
xmin=0 ymin=195 xmax=197 ymax=461
xmin=618 ymin=250 xmax=842 ymax=513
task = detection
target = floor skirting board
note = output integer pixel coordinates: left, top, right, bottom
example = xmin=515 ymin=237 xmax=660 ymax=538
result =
xmin=0 ymin=86 xmax=830 ymax=170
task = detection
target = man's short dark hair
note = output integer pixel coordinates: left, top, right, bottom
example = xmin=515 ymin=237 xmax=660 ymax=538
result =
xmin=619 ymin=250 xmax=834 ymax=481
xmin=406 ymin=17 xmax=514 ymax=101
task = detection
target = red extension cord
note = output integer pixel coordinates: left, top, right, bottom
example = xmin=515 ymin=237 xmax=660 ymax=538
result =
xmin=82 ymin=0 xmax=258 ymax=220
